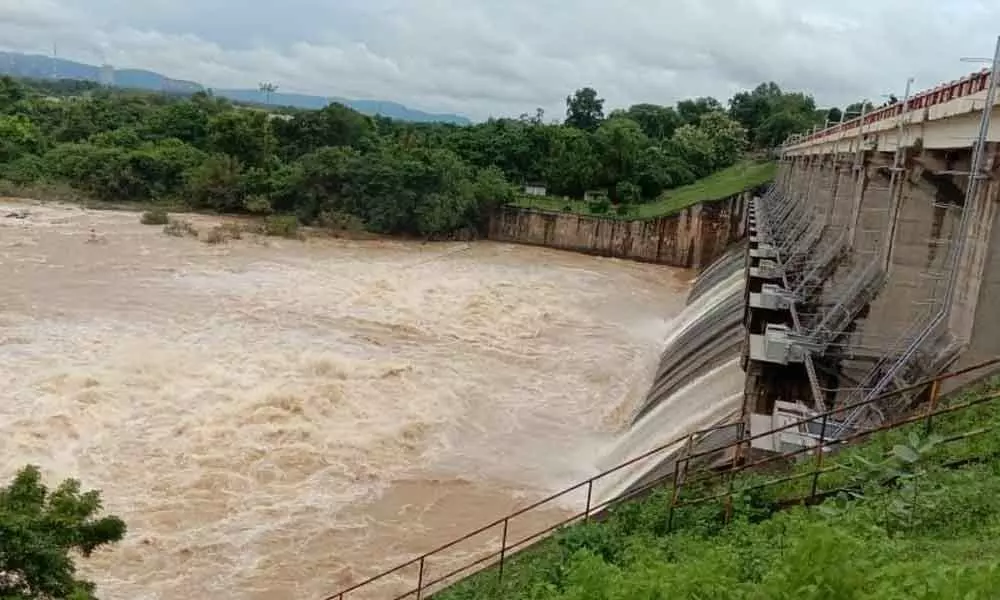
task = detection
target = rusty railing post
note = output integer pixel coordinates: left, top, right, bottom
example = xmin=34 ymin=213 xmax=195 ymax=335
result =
xmin=497 ymin=519 xmax=509 ymax=586
xmin=666 ymin=458 xmax=683 ymax=533
xmin=810 ymin=413 xmax=829 ymax=502
xmin=725 ymin=422 xmax=745 ymax=523
xmin=585 ymin=479 xmax=593 ymax=523
xmin=415 ymin=557 xmax=425 ymax=600
xmin=925 ymin=379 xmax=942 ymax=434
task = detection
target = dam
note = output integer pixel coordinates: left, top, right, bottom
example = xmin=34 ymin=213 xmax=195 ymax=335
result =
xmin=329 ymin=57 xmax=1000 ymax=599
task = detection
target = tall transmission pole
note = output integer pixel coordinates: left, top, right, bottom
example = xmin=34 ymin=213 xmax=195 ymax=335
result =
xmin=258 ymin=82 xmax=278 ymax=105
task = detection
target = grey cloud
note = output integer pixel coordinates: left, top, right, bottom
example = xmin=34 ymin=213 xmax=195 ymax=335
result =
xmin=1 ymin=0 xmax=999 ymax=120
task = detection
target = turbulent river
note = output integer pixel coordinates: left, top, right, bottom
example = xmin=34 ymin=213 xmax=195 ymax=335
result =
xmin=0 ymin=199 xmax=691 ymax=600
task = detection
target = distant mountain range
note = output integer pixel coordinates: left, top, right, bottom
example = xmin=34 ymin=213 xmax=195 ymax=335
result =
xmin=0 ymin=51 xmax=471 ymax=125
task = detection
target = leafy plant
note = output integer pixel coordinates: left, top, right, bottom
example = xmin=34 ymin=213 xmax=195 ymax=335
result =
xmin=261 ymin=215 xmax=299 ymax=238
xmin=140 ymin=209 xmax=169 ymax=225
xmin=201 ymin=222 xmax=244 ymax=244
xmin=163 ymin=218 xmax=198 ymax=237
xmin=587 ymin=196 xmax=611 ymax=215
xmin=0 ymin=465 xmax=126 ymax=599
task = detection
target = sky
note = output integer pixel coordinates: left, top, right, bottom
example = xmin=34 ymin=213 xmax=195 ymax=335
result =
xmin=1 ymin=0 xmax=999 ymax=121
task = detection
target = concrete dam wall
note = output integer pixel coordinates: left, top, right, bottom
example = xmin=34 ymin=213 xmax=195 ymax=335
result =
xmin=488 ymin=190 xmax=753 ymax=269
xmin=747 ymin=73 xmax=1000 ymax=433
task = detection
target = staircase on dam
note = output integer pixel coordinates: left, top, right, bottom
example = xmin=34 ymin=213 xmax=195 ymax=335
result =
xmin=749 ymin=53 xmax=1000 ymax=438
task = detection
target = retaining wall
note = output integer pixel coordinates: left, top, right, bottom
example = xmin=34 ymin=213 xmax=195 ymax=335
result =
xmin=487 ymin=190 xmax=756 ymax=269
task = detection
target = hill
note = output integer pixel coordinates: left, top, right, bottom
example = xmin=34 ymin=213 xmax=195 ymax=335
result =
xmin=0 ymin=51 xmax=471 ymax=124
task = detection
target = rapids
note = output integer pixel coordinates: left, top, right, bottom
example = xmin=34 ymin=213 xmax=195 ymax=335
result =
xmin=0 ymin=199 xmax=693 ymax=600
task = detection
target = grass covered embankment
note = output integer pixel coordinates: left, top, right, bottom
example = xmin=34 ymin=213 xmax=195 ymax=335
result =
xmin=510 ymin=160 xmax=776 ymax=219
xmin=438 ymin=375 xmax=1000 ymax=600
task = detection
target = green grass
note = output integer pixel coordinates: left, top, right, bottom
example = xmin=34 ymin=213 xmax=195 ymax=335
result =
xmin=436 ymin=376 xmax=1000 ymax=600
xmin=510 ymin=160 xmax=776 ymax=219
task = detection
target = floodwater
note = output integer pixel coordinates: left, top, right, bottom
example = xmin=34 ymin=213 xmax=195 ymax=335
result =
xmin=0 ymin=199 xmax=690 ymax=600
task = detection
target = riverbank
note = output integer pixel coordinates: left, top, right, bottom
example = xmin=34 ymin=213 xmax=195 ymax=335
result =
xmin=510 ymin=160 xmax=775 ymax=219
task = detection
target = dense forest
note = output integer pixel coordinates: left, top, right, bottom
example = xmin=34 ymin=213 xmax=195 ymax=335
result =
xmin=0 ymin=76 xmax=835 ymax=237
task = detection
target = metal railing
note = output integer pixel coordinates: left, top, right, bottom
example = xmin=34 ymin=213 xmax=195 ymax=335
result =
xmin=324 ymin=357 xmax=1000 ymax=600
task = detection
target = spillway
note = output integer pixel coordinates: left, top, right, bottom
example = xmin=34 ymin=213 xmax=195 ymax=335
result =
xmin=688 ymin=241 xmax=747 ymax=304
xmin=594 ymin=245 xmax=747 ymax=503
xmin=631 ymin=248 xmax=746 ymax=425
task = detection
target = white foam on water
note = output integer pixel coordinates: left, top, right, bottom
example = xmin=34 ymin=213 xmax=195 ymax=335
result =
xmin=592 ymin=359 xmax=744 ymax=506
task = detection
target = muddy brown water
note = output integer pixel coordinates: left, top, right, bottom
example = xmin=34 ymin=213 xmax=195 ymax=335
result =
xmin=0 ymin=199 xmax=691 ymax=600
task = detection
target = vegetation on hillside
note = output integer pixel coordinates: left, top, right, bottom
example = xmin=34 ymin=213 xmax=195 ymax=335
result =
xmin=1 ymin=76 xmax=831 ymax=236
xmin=513 ymin=160 xmax=777 ymax=218
xmin=0 ymin=466 xmax=125 ymax=599
xmin=437 ymin=377 xmax=1000 ymax=599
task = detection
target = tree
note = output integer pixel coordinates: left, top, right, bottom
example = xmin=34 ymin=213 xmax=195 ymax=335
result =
xmin=0 ymin=114 xmax=41 ymax=162
xmin=565 ymin=87 xmax=605 ymax=132
xmin=0 ymin=465 xmax=126 ymax=599
xmin=755 ymin=110 xmax=817 ymax=149
xmin=543 ymin=126 xmax=600 ymax=198
xmin=273 ymin=103 xmax=374 ymax=159
xmin=826 ymin=107 xmax=844 ymax=124
xmin=671 ymin=124 xmax=715 ymax=178
xmin=728 ymin=82 xmax=782 ymax=145
xmin=0 ymin=76 xmax=28 ymax=111
xmin=697 ymin=112 xmax=748 ymax=170
xmin=186 ymin=154 xmax=245 ymax=211
xmin=207 ymin=111 xmax=276 ymax=168
xmin=624 ymin=104 xmax=682 ymax=141
xmin=635 ymin=145 xmax=694 ymax=199
xmin=595 ymin=117 xmax=647 ymax=201
xmin=0 ymin=71 xmax=811 ymax=237
xmin=142 ymin=101 xmax=213 ymax=146
xmin=676 ymin=97 xmax=722 ymax=126
xmin=471 ymin=165 xmax=516 ymax=224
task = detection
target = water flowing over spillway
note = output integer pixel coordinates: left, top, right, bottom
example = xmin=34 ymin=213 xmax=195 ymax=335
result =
xmin=687 ymin=242 xmax=747 ymax=304
xmin=0 ymin=200 xmax=690 ymax=600
xmin=593 ymin=359 xmax=743 ymax=505
xmin=631 ymin=250 xmax=746 ymax=425
xmin=594 ymin=247 xmax=747 ymax=503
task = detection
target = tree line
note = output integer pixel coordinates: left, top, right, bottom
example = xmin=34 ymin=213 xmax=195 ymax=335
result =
xmin=1 ymin=76 xmax=834 ymax=237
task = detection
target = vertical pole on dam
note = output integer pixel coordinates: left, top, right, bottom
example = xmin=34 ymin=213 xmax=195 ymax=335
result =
xmin=882 ymin=77 xmax=915 ymax=272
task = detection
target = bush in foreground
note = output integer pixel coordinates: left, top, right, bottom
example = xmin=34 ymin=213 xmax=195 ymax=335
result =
xmin=261 ymin=215 xmax=299 ymax=238
xmin=162 ymin=218 xmax=198 ymax=238
xmin=140 ymin=209 xmax=169 ymax=225
xmin=201 ymin=222 xmax=245 ymax=244
xmin=0 ymin=465 xmax=126 ymax=599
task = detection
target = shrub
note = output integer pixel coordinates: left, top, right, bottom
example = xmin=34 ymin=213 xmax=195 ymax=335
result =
xmin=140 ymin=209 xmax=169 ymax=225
xmin=588 ymin=196 xmax=611 ymax=215
xmin=261 ymin=215 xmax=299 ymax=238
xmin=616 ymin=181 xmax=642 ymax=205
xmin=163 ymin=218 xmax=198 ymax=238
xmin=243 ymin=194 xmax=273 ymax=215
xmin=317 ymin=210 xmax=365 ymax=232
xmin=201 ymin=222 xmax=244 ymax=244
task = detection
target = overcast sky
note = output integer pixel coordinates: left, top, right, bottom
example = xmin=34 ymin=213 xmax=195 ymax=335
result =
xmin=1 ymin=0 xmax=998 ymax=121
